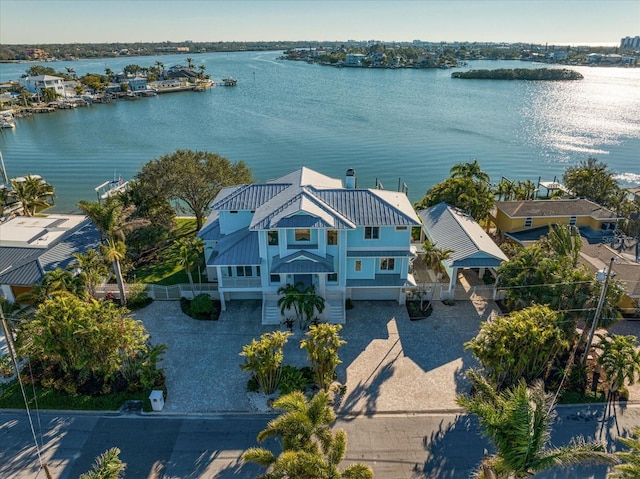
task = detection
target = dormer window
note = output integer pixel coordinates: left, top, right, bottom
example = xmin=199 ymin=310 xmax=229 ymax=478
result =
xmin=295 ymin=229 xmax=311 ymax=241
xmin=268 ymin=230 xmax=279 ymax=245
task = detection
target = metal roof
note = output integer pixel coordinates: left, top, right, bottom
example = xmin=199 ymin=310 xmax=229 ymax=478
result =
xmin=212 ymin=184 xmax=289 ymax=211
xmin=271 ymin=251 xmax=335 ymax=274
xmin=197 ymin=212 xmax=221 ymax=241
xmin=347 ymin=250 xmax=415 ymax=258
xmin=0 ymin=220 xmax=100 ymax=286
xmin=418 ymin=202 xmax=508 ymax=269
xmin=209 ymin=229 xmax=260 ymax=266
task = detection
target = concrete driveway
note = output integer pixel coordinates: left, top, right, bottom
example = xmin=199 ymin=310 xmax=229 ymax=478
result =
xmin=134 ymin=297 xmax=498 ymax=414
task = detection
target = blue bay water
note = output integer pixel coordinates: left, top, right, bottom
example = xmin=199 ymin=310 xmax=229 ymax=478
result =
xmin=0 ymin=51 xmax=639 ymax=213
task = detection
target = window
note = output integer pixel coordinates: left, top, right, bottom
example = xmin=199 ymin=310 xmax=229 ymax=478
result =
xmin=569 ymin=216 xmax=577 ymax=226
xmin=327 ymin=273 xmax=338 ymax=282
xmin=270 ymin=274 xmax=280 ymax=283
xmin=295 ymin=229 xmax=311 ymax=241
xmin=396 ymin=226 xmax=407 ymax=231
xmin=327 ymin=230 xmax=338 ymax=245
xmin=380 ymin=258 xmax=395 ymax=271
xmin=236 ymin=266 xmax=253 ymax=277
xmin=230 ymin=210 xmax=238 ymax=214
xmin=355 ymin=260 xmax=362 ymax=272
xmin=524 ymin=217 xmax=533 ymax=228
xmin=268 ymin=230 xmax=279 ymax=246
xmin=364 ymin=226 xmax=380 ymax=240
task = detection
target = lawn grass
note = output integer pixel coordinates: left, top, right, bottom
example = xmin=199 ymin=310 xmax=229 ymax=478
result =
xmin=131 ymin=217 xmax=201 ymax=285
xmin=0 ymin=381 xmax=155 ymax=412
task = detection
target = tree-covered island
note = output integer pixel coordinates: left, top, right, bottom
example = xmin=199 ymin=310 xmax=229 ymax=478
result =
xmin=451 ymin=67 xmax=584 ymax=80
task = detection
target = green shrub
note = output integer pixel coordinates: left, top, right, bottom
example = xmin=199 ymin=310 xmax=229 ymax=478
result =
xmin=190 ymin=294 xmax=214 ymax=319
xmin=126 ymin=284 xmax=153 ymax=310
xmin=279 ymin=365 xmax=309 ymax=395
xmin=247 ymin=376 xmax=260 ymax=392
xmin=180 ymin=297 xmax=191 ymax=315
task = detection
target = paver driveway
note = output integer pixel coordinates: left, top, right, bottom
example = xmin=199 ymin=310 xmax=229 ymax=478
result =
xmin=134 ymin=298 xmax=499 ymax=414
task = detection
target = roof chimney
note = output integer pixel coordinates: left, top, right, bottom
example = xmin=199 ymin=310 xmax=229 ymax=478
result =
xmin=345 ymin=168 xmax=356 ymax=189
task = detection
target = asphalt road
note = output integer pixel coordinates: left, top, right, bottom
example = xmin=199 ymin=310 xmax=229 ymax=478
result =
xmin=1 ymin=403 xmax=638 ymax=479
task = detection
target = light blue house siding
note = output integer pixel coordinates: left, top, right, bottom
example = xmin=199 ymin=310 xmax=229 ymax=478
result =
xmin=198 ymin=168 xmax=421 ymax=323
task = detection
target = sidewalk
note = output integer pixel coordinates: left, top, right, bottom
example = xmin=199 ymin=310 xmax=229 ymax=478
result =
xmin=135 ymin=297 xmax=496 ymax=414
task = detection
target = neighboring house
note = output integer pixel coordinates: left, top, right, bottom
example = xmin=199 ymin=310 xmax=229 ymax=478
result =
xmin=344 ymin=54 xmax=366 ymax=66
xmin=417 ymin=202 xmax=508 ymax=293
xmin=19 ymin=75 xmax=66 ymax=96
xmin=579 ymin=241 xmax=640 ymax=316
xmin=165 ymin=68 xmax=199 ymax=82
xmin=0 ymin=215 xmax=100 ymax=302
xmin=127 ymin=76 xmax=148 ymax=91
xmin=197 ymin=167 xmax=420 ymax=324
xmin=492 ymin=198 xmax=621 ymax=245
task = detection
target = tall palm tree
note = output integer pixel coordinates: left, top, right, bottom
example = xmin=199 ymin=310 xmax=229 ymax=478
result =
xmin=243 ymin=391 xmax=373 ymax=479
xmin=450 ymin=159 xmax=490 ymax=184
xmin=101 ymin=239 xmax=127 ymax=305
xmin=299 ymin=284 xmax=325 ymax=329
xmin=186 ymin=57 xmax=195 ymax=70
xmin=278 ymin=282 xmax=305 ymax=322
xmin=595 ymin=333 xmax=640 ymax=397
xmin=541 ymin=224 xmax=583 ymax=267
xmin=10 ymin=175 xmax=55 ymax=216
xmin=457 ymin=370 xmax=615 ymax=478
xmin=176 ymin=237 xmax=204 ymax=295
xmin=78 ymin=198 xmax=147 ymax=244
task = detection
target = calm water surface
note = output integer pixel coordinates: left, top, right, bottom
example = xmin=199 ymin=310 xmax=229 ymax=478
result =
xmin=1 ymin=51 xmax=639 ymax=212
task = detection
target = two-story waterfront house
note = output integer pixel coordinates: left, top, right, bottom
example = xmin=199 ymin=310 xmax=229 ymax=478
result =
xmin=197 ymin=167 xmax=421 ymax=324
xmin=19 ymin=75 xmax=66 ymax=97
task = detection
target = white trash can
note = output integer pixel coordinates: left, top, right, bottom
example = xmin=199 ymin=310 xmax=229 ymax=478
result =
xmin=149 ymin=390 xmax=164 ymax=411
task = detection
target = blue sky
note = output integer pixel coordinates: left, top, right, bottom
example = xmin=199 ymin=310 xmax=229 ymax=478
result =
xmin=1 ymin=0 xmax=638 ymax=45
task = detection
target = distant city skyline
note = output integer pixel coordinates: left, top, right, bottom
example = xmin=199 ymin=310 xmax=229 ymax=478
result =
xmin=0 ymin=0 xmax=638 ymax=46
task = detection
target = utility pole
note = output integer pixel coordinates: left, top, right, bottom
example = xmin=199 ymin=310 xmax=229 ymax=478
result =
xmin=0 ymin=307 xmax=53 ymax=479
xmin=583 ymin=257 xmax=616 ymax=364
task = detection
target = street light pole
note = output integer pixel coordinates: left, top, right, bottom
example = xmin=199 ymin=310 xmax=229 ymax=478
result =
xmin=583 ymin=257 xmax=616 ymax=364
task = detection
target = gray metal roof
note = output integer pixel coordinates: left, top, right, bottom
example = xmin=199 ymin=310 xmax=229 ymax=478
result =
xmin=0 ymin=221 xmax=100 ymax=286
xmin=418 ymin=202 xmax=508 ymax=269
xmin=197 ymin=212 xmax=221 ymax=241
xmin=271 ymin=251 xmax=335 ymax=274
xmin=212 ymin=184 xmax=289 ymax=211
xmin=209 ymin=229 xmax=260 ymax=266
xmin=347 ymin=250 xmax=415 ymax=258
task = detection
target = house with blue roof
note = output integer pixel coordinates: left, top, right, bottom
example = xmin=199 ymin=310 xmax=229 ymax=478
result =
xmin=198 ymin=167 xmax=421 ymax=324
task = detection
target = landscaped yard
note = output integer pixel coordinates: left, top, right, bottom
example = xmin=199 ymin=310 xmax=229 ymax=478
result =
xmin=131 ymin=217 xmax=205 ymax=285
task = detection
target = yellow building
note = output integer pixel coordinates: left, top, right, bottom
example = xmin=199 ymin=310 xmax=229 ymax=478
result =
xmin=492 ymin=198 xmax=620 ymax=244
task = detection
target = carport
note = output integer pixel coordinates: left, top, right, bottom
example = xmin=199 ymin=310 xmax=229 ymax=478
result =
xmin=417 ymin=202 xmax=508 ymax=293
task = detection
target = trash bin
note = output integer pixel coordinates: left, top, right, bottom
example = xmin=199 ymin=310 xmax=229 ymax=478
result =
xmin=149 ymin=390 xmax=164 ymax=411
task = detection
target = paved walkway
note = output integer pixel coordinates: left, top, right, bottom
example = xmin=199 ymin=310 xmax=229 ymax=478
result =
xmin=134 ymin=297 xmax=497 ymax=414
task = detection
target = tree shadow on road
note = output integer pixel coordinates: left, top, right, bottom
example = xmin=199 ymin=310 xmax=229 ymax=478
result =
xmin=418 ymin=414 xmax=488 ymax=479
xmin=337 ymin=360 xmax=397 ymax=419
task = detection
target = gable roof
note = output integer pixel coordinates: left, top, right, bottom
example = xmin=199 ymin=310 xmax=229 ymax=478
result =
xmin=211 ymin=167 xmax=420 ymax=230
xmin=208 ymin=228 xmax=260 ymax=266
xmin=419 ymin=202 xmax=508 ymax=268
xmin=496 ymin=199 xmax=619 ymax=220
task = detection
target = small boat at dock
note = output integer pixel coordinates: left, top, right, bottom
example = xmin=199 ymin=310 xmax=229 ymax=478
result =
xmin=220 ymin=77 xmax=237 ymax=87
xmin=95 ymin=177 xmax=129 ymax=201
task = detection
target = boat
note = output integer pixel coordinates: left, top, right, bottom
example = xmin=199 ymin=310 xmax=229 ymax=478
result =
xmin=0 ymin=110 xmax=15 ymax=129
xmin=95 ymin=176 xmax=129 ymax=201
xmin=221 ymin=77 xmax=237 ymax=87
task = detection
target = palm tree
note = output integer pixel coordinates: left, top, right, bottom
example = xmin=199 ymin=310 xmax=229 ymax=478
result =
xmin=299 ymin=284 xmax=325 ymax=330
xmin=176 ymin=237 xmax=204 ymax=295
xmin=79 ymin=447 xmax=126 ymax=479
xmin=101 ymin=239 xmax=127 ymax=305
xmin=69 ymin=249 xmax=109 ymax=299
xmin=197 ymin=64 xmax=207 ymax=79
xmin=450 ymin=159 xmax=490 ymax=184
xmin=609 ymin=427 xmax=640 ymax=478
xmin=186 ymin=57 xmax=195 ymax=70
xmin=16 ymin=268 xmax=84 ymax=304
xmin=78 ymin=197 xmax=147 ymax=244
xmin=278 ymin=282 xmax=305 ymax=323
xmin=457 ymin=370 xmax=615 ymax=478
xmin=595 ymin=333 xmax=640 ymax=397
xmin=243 ymin=391 xmax=373 ymax=479
xmin=422 ymin=239 xmax=454 ymax=281
xmin=10 ymin=175 xmax=55 ymax=216
xmin=301 ymin=323 xmax=345 ymax=392
xmin=541 ymin=224 xmax=583 ymax=267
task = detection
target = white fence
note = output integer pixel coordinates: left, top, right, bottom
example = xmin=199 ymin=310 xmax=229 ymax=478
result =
xmin=95 ymin=283 xmax=220 ymax=301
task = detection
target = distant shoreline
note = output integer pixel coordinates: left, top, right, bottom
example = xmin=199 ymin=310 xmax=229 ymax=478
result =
xmin=452 ymin=68 xmax=584 ymax=80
